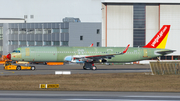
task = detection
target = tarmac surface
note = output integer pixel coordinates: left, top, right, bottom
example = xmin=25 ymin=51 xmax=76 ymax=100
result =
xmin=0 ymin=91 xmax=180 ymax=101
xmin=1 ymin=64 xmax=180 ymax=101
xmin=0 ymin=64 xmax=151 ymax=75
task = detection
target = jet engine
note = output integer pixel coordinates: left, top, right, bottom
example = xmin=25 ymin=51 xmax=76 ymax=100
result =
xmin=98 ymin=59 xmax=107 ymax=63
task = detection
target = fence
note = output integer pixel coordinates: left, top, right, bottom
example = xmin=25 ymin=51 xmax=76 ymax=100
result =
xmin=150 ymin=62 xmax=180 ymax=75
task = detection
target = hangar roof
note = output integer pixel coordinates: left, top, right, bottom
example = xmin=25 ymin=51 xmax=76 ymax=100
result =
xmin=0 ymin=18 xmax=25 ymax=23
xmin=101 ymin=0 xmax=180 ymax=3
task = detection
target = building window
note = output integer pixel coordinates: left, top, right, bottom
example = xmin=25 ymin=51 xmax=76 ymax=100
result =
xmin=0 ymin=27 xmax=2 ymax=40
xmin=53 ymin=41 xmax=60 ymax=46
xmin=27 ymin=41 xmax=34 ymax=46
xmin=12 ymin=29 xmax=18 ymax=34
xmin=27 ymin=29 xmax=34 ymax=34
xmin=11 ymin=41 xmax=18 ymax=45
xmin=133 ymin=4 xmax=146 ymax=47
xmin=0 ymin=27 xmax=2 ymax=35
xmin=61 ymin=41 xmax=68 ymax=46
xmin=8 ymin=41 xmax=11 ymax=45
xmin=61 ymin=29 xmax=69 ymax=33
xmin=97 ymin=29 xmax=100 ymax=34
xmin=44 ymin=29 xmax=51 ymax=34
xmin=36 ymin=29 xmax=42 ymax=34
xmin=24 ymin=15 xmax=28 ymax=19
xmin=44 ymin=41 xmax=51 ymax=46
xmin=30 ymin=15 xmax=34 ymax=19
xmin=97 ymin=42 xmax=100 ymax=47
xmin=36 ymin=41 xmax=42 ymax=46
xmin=161 ymin=56 xmax=172 ymax=60
xmin=52 ymin=29 xmax=60 ymax=33
xmin=19 ymin=28 xmax=26 ymax=34
xmin=0 ymin=35 xmax=2 ymax=40
xmin=173 ymin=56 xmax=179 ymax=60
xmin=8 ymin=29 xmax=12 ymax=34
xmin=19 ymin=41 xmax=26 ymax=46
xmin=80 ymin=36 xmax=83 ymax=40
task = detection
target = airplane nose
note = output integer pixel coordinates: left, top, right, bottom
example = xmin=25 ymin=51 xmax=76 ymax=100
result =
xmin=7 ymin=53 xmax=11 ymax=60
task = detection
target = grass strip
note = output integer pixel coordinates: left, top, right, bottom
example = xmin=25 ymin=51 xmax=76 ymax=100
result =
xmin=0 ymin=73 xmax=180 ymax=92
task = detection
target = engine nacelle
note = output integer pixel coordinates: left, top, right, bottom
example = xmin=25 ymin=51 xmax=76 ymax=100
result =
xmin=99 ymin=59 xmax=107 ymax=63
xmin=102 ymin=59 xmax=107 ymax=63
xmin=64 ymin=56 xmax=72 ymax=62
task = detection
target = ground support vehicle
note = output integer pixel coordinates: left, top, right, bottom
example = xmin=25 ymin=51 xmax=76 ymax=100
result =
xmin=4 ymin=61 xmax=36 ymax=70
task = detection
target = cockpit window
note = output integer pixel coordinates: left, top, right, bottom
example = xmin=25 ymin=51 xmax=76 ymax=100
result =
xmin=13 ymin=50 xmax=20 ymax=53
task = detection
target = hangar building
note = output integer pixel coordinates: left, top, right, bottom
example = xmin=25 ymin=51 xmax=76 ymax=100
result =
xmin=0 ymin=0 xmax=102 ymax=55
xmin=1 ymin=18 xmax=101 ymax=55
xmin=101 ymin=0 xmax=180 ymax=60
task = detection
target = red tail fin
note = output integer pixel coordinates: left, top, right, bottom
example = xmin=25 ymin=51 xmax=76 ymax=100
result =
xmin=143 ymin=25 xmax=170 ymax=49
xmin=90 ymin=44 xmax=93 ymax=47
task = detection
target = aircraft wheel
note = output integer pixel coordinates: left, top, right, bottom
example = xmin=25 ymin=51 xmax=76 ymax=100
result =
xmin=83 ymin=66 xmax=87 ymax=70
xmin=43 ymin=62 xmax=47 ymax=65
xmin=92 ymin=66 xmax=97 ymax=70
xmin=31 ymin=66 xmax=36 ymax=71
xmin=16 ymin=66 xmax=21 ymax=70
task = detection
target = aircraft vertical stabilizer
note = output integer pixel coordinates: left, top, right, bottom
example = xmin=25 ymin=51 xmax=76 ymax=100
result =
xmin=143 ymin=25 xmax=170 ymax=49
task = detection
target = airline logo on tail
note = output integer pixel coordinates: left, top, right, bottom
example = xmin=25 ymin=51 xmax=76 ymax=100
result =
xmin=143 ymin=25 xmax=170 ymax=49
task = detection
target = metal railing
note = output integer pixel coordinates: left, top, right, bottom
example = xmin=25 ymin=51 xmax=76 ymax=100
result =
xmin=150 ymin=62 xmax=180 ymax=75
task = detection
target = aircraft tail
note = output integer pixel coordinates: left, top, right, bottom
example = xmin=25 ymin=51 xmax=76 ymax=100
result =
xmin=90 ymin=44 xmax=93 ymax=47
xmin=143 ymin=25 xmax=170 ymax=49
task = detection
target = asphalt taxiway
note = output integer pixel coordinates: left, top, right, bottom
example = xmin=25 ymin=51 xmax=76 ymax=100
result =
xmin=1 ymin=65 xmax=179 ymax=101
xmin=0 ymin=91 xmax=180 ymax=101
xmin=0 ymin=64 xmax=151 ymax=75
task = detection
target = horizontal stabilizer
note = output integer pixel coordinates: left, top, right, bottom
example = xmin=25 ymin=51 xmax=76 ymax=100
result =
xmin=157 ymin=50 xmax=176 ymax=55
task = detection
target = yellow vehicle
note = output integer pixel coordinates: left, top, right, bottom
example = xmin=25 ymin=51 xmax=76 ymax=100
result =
xmin=4 ymin=61 xmax=36 ymax=70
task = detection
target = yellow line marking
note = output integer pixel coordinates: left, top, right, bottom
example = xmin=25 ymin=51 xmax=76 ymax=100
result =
xmin=0 ymin=71 xmax=15 ymax=74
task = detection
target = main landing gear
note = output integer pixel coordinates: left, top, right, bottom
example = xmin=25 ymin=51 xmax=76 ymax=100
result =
xmin=83 ymin=62 xmax=97 ymax=70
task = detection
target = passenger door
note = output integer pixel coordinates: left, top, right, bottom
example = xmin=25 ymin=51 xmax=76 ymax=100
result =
xmin=24 ymin=48 xmax=34 ymax=61
xmin=143 ymin=49 xmax=148 ymax=57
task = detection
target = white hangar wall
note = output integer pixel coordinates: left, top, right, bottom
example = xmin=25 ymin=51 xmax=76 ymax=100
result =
xmin=145 ymin=5 xmax=159 ymax=45
xmin=102 ymin=4 xmax=133 ymax=47
xmin=160 ymin=4 xmax=180 ymax=55
xmin=103 ymin=4 xmax=159 ymax=47
xmin=102 ymin=2 xmax=180 ymax=56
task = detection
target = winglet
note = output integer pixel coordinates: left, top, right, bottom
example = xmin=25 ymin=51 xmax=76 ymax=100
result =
xmin=90 ymin=44 xmax=93 ymax=47
xmin=123 ymin=44 xmax=130 ymax=53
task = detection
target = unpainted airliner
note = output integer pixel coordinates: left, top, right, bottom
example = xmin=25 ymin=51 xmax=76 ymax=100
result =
xmin=7 ymin=25 xmax=175 ymax=70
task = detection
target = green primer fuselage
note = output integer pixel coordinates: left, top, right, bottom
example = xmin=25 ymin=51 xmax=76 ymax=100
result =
xmin=11 ymin=46 xmax=169 ymax=63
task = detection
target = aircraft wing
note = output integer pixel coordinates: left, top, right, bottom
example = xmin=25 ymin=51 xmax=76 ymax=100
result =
xmin=84 ymin=44 xmax=130 ymax=59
